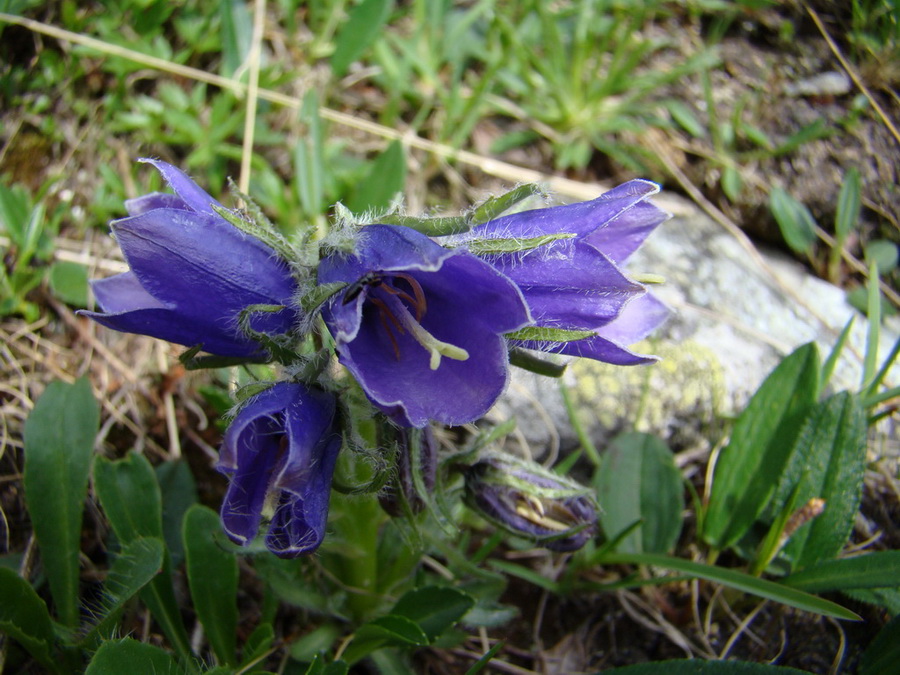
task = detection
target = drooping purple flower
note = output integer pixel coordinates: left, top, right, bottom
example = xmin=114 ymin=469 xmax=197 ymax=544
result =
xmin=81 ymin=159 xmax=297 ymax=358
xmin=319 ymin=225 xmax=532 ymax=427
xmin=217 ymin=382 xmax=341 ymax=557
xmin=465 ymin=453 xmax=597 ymax=552
xmin=452 ymin=179 xmax=670 ymax=365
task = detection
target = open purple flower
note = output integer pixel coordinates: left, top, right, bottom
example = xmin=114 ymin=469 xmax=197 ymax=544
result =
xmin=465 ymin=454 xmax=597 ymax=552
xmin=81 ymin=159 xmax=297 ymax=358
xmin=319 ymin=225 xmax=532 ymax=427
xmin=217 ymin=382 xmax=341 ymax=557
xmin=453 ymin=180 xmax=669 ymax=365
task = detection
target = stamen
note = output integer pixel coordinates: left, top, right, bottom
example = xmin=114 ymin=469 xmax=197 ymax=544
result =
xmin=515 ymin=496 xmax=570 ymax=531
xmin=390 ymin=272 xmax=428 ymax=322
xmin=369 ymin=296 xmax=404 ymax=360
xmin=389 ymin=298 xmax=469 ymax=371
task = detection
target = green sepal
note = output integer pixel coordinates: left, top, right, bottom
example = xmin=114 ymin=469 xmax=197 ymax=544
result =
xmin=301 ymin=281 xmax=348 ymax=314
xmin=236 ymin=303 xmax=300 ymax=364
xmin=506 ymin=326 xmax=596 ymax=343
xmin=508 ymin=348 xmax=568 ymax=378
xmin=178 ymin=344 xmax=266 ymax=371
xmin=210 ymin=203 xmax=299 ymax=268
xmin=379 ymin=213 xmax=472 ymax=236
xmin=470 ymin=183 xmax=546 ymax=224
xmin=465 ymin=232 xmax=575 ymax=255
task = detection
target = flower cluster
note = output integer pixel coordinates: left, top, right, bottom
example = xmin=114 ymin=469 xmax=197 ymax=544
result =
xmin=84 ymin=159 xmax=668 ymax=557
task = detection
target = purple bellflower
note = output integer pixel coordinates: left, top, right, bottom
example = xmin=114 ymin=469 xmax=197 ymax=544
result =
xmin=319 ymin=225 xmax=532 ymax=428
xmin=465 ymin=453 xmax=598 ymax=552
xmin=454 ymin=179 xmax=670 ymax=365
xmin=81 ymin=159 xmax=297 ymax=358
xmin=217 ymin=382 xmax=341 ymax=557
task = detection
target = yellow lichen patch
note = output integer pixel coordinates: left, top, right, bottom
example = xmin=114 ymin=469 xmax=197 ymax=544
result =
xmin=568 ymin=340 xmax=727 ymax=445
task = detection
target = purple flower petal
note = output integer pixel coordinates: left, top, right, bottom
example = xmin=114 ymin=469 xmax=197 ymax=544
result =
xmin=124 ymin=192 xmax=190 ymax=216
xmin=137 ymin=158 xmax=224 ymax=216
xmin=81 ymin=161 xmax=299 ymax=357
xmin=218 ymin=382 xmax=340 ymax=557
xmin=320 ymin=225 xmax=531 ymax=426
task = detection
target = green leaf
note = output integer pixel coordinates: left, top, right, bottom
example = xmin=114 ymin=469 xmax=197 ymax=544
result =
xmin=342 ymin=615 xmax=429 ymax=664
xmin=390 ymin=586 xmax=474 ymax=642
xmin=596 ymin=433 xmax=684 ymax=555
xmin=860 ymin=614 xmax=900 ymax=675
xmin=305 ymin=654 xmax=349 ymax=675
xmin=23 ymin=377 xmax=99 ymax=627
xmin=775 ymin=393 xmax=867 ymax=569
xmin=704 ymin=343 xmax=820 ymax=550
xmin=666 ymin=101 xmax=705 ymax=138
xmin=508 ymin=348 xmax=568 ymax=378
xmin=155 ymin=460 xmax=198 ymax=568
xmin=379 ymin=213 xmax=471 ymax=236
xmin=505 ymin=326 xmax=596 ymax=343
xmin=219 ymin=0 xmax=252 ymax=77
xmin=0 ymin=567 xmax=57 ymax=670
xmin=347 ymin=140 xmax=407 ymax=213
xmin=48 ymin=260 xmax=89 ymax=307
xmin=783 ymin=551 xmax=900 ymax=592
xmin=464 ymin=640 xmax=505 ymax=675
xmin=331 ymin=0 xmax=395 ymax=77
xmin=465 ymin=232 xmax=575 ymax=255
xmin=80 ymin=537 xmax=165 ymax=647
xmin=295 ymin=90 xmax=326 ymax=219
xmin=93 ymin=453 xmax=193 ymax=665
xmin=865 ymin=239 xmax=899 ymax=274
xmin=721 ymin=165 xmax=743 ymax=203
xmin=769 ymin=187 xmax=818 ymax=255
xmin=85 ymin=637 xmax=186 ymax=675
xmin=599 ymin=659 xmax=816 ymax=674
xmin=820 ymin=317 xmax=854 ymax=392
xmin=834 ymin=168 xmax=861 ymax=245
xmin=600 ymin=552 xmax=859 ymax=620
xmin=94 ymin=453 xmax=163 ymax=543
xmin=183 ymin=505 xmax=238 ymax=666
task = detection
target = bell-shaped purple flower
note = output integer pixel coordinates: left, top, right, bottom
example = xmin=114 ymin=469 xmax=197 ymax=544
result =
xmin=455 ymin=180 xmax=670 ymax=365
xmin=81 ymin=159 xmax=297 ymax=357
xmin=319 ymin=225 xmax=532 ymax=427
xmin=465 ymin=453 xmax=597 ymax=552
xmin=217 ymin=382 xmax=341 ymax=557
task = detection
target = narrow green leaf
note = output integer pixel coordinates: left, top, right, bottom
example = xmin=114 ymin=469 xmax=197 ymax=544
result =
xmin=600 ymin=659 xmax=815 ymax=674
xmin=390 ymin=586 xmax=474 ymax=642
xmin=776 ymin=393 xmax=867 ymax=569
xmin=488 ymin=559 xmax=561 ymax=593
xmin=80 ymin=537 xmax=165 ymax=647
xmin=93 ymin=453 xmax=194 ymax=665
xmin=183 ymin=505 xmax=238 ymax=666
xmin=783 ymin=551 xmax=900 ymax=593
xmin=704 ymin=343 xmax=819 ymax=550
xmin=23 ymin=377 xmax=99 ymax=627
xmin=865 ymin=239 xmax=899 ymax=274
xmin=721 ymin=165 xmax=743 ymax=203
xmin=219 ymin=0 xmax=252 ymax=77
xmin=834 ymin=168 xmax=861 ymax=245
xmin=820 ymin=316 xmax=854 ymax=392
xmin=331 ymin=0 xmax=394 ymax=77
xmin=600 ymin=552 xmax=859 ymax=620
xmin=301 ymin=281 xmax=348 ymax=314
xmin=347 ymin=140 xmax=407 ymax=213
xmin=0 ymin=567 xmax=57 ymax=670
xmin=596 ymin=433 xmax=684 ymax=555
xmin=863 ymin=262 xmax=881 ymax=388
xmin=379 ymin=214 xmax=471 ymax=236
xmin=464 ymin=640 xmax=505 ymax=675
xmin=860 ymin=614 xmax=900 ymax=675
xmin=666 ymin=101 xmax=705 ymax=138
xmin=465 ymin=232 xmax=575 ymax=255
xmin=295 ymin=90 xmax=325 ymax=219
xmin=769 ymin=188 xmax=817 ymax=255
xmin=508 ymin=348 xmax=568 ymax=378
xmin=85 ymin=637 xmax=186 ymax=675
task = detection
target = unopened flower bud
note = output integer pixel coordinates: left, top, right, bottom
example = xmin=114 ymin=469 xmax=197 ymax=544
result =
xmin=380 ymin=426 xmax=437 ymax=517
xmin=464 ymin=453 xmax=597 ymax=552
